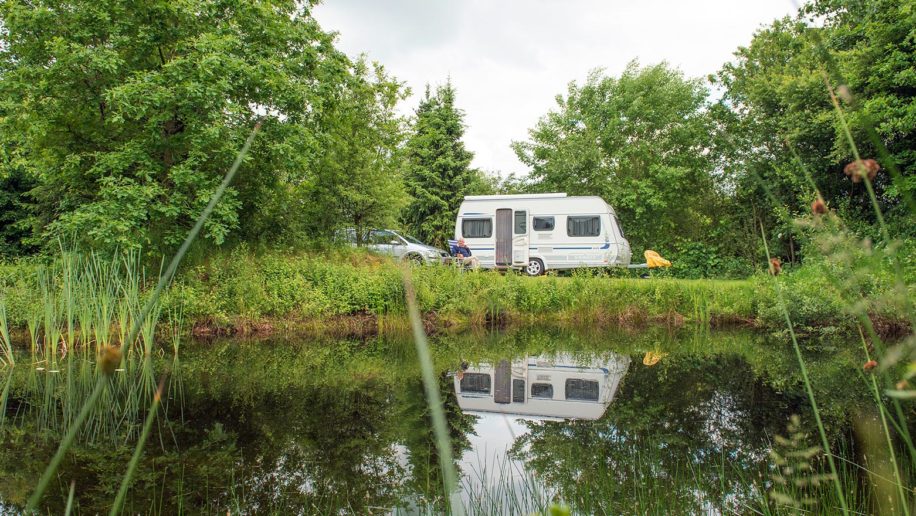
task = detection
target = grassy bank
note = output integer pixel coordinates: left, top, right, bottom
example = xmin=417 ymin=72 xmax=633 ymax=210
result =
xmin=1 ymin=247 xmax=909 ymax=340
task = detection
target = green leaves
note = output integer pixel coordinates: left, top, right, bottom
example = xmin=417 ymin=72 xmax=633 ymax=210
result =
xmin=513 ymin=62 xmax=720 ymax=256
xmin=0 ymin=0 xmax=393 ymax=253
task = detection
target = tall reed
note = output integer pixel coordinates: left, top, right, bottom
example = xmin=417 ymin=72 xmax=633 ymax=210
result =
xmin=0 ymin=296 xmax=13 ymax=366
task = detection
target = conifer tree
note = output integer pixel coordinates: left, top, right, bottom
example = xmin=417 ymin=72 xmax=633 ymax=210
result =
xmin=401 ymin=82 xmax=475 ymax=247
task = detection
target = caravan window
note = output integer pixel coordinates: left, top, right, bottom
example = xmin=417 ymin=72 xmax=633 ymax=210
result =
xmin=532 ymin=216 xmax=555 ymax=231
xmin=514 ymin=211 xmax=527 ymax=234
xmin=460 ymin=373 xmax=491 ymax=394
xmin=565 ymin=379 xmax=599 ymax=401
xmin=531 ymin=383 xmax=553 ymax=399
xmin=512 ymin=379 xmax=525 ymax=402
xmin=462 ymin=218 xmax=492 ymax=238
xmin=567 ymin=216 xmax=601 ymax=237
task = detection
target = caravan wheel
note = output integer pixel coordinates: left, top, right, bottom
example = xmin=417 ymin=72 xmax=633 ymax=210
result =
xmin=525 ymin=258 xmax=545 ymax=277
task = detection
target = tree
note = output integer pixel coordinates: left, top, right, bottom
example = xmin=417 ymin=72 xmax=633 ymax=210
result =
xmin=295 ymin=59 xmax=408 ymax=246
xmin=0 ymin=0 xmax=370 ymax=253
xmin=714 ymin=0 xmax=916 ymax=248
xmin=401 ymin=82 xmax=476 ymax=247
xmin=512 ymin=62 xmax=726 ymax=257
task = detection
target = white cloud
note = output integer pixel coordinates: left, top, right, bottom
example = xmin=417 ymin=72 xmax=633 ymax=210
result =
xmin=316 ymin=0 xmax=797 ymax=176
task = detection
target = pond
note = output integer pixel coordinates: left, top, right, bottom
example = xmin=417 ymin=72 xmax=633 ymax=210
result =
xmin=0 ymin=327 xmax=889 ymax=514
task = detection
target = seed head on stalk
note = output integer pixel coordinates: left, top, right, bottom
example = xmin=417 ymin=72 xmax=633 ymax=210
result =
xmin=811 ymin=196 xmax=827 ymax=215
xmin=99 ymin=346 xmax=122 ymax=375
xmin=769 ymin=257 xmax=782 ymax=276
xmin=843 ymin=159 xmax=880 ymax=183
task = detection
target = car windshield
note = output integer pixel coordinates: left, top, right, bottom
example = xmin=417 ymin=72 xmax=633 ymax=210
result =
xmin=402 ymin=234 xmax=426 ymax=246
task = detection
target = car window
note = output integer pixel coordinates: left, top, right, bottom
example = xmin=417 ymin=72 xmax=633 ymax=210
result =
xmin=369 ymin=230 xmax=397 ymax=245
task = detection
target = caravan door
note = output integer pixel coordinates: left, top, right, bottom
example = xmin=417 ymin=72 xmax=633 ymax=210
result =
xmin=496 ymin=209 xmax=530 ymax=267
xmin=512 ymin=209 xmax=530 ymax=267
xmin=495 ymin=209 xmax=512 ymax=266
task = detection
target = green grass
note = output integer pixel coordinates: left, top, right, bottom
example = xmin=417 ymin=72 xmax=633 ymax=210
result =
xmin=4 ymin=246 xmax=907 ymax=339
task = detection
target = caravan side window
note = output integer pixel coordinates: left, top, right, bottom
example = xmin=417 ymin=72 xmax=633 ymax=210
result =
xmin=567 ymin=216 xmax=601 ymax=237
xmin=462 ymin=218 xmax=492 ymax=238
xmin=565 ymin=379 xmax=599 ymax=401
xmin=531 ymin=383 xmax=553 ymax=399
xmin=460 ymin=373 xmax=491 ymax=394
xmin=532 ymin=216 xmax=555 ymax=231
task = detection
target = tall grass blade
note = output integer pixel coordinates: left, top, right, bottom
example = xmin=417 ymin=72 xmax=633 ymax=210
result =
xmin=110 ymin=370 xmax=167 ymax=516
xmin=402 ymin=266 xmax=462 ymax=515
xmin=0 ymin=295 xmax=13 ymax=366
xmin=758 ymin=222 xmax=849 ymax=514
xmin=0 ymin=370 xmax=12 ymax=426
xmin=64 ymin=480 xmax=75 ymax=516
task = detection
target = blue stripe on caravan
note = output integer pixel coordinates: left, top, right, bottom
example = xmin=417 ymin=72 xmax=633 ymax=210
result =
xmin=600 ymin=243 xmax=610 ymax=249
xmin=469 ymin=247 xmax=494 ymax=251
xmin=554 ymin=247 xmax=593 ymax=250
xmin=461 ymin=212 xmax=486 ymax=216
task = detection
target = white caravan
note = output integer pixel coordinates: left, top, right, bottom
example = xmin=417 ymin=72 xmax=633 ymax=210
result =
xmin=454 ymin=193 xmax=631 ymax=276
xmin=453 ymin=353 xmax=631 ymax=420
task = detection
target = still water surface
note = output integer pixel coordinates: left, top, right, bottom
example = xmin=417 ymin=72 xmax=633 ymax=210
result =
xmin=0 ymin=328 xmax=870 ymax=514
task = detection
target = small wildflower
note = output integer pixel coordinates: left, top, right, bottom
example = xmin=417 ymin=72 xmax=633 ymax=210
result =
xmin=99 ymin=346 xmax=122 ymax=376
xmin=863 ymin=360 xmax=878 ymax=372
xmin=769 ymin=257 xmax=782 ymax=276
xmin=843 ymin=159 xmax=880 ymax=183
xmin=896 ymin=379 xmax=909 ymax=390
xmin=811 ymin=197 xmax=827 ymax=215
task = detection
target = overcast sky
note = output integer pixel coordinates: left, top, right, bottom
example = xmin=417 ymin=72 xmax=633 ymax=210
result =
xmin=315 ymin=0 xmax=798 ymax=176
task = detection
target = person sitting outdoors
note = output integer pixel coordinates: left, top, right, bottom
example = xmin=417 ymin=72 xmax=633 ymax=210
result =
xmin=452 ymin=238 xmax=480 ymax=269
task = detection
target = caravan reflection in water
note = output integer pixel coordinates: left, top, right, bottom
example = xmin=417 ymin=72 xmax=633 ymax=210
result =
xmin=453 ymin=353 xmax=631 ymax=420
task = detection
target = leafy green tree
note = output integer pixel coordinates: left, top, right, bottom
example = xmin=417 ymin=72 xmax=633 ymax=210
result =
xmin=0 ymin=0 xmax=372 ymax=253
xmin=512 ymin=62 xmax=726 ymax=257
xmin=402 ymin=82 xmax=476 ymax=247
xmin=714 ymin=0 xmax=916 ymax=250
xmin=293 ymin=59 xmax=408 ymax=246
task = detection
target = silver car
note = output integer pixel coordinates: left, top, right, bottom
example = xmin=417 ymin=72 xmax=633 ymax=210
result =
xmin=348 ymin=229 xmax=450 ymax=264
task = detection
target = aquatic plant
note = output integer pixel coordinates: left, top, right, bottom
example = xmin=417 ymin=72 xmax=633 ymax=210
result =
xmin=0 ymin=296 xmax=12 ymax=366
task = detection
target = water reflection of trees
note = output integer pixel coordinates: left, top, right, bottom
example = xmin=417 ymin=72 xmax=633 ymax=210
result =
xmin=0 ymin=354 xmax=477 ymax=514
xmin=510 ymin=356 xmax=807 ymax=514
xmin=396 ymin=374 xmax=477 ymax=510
